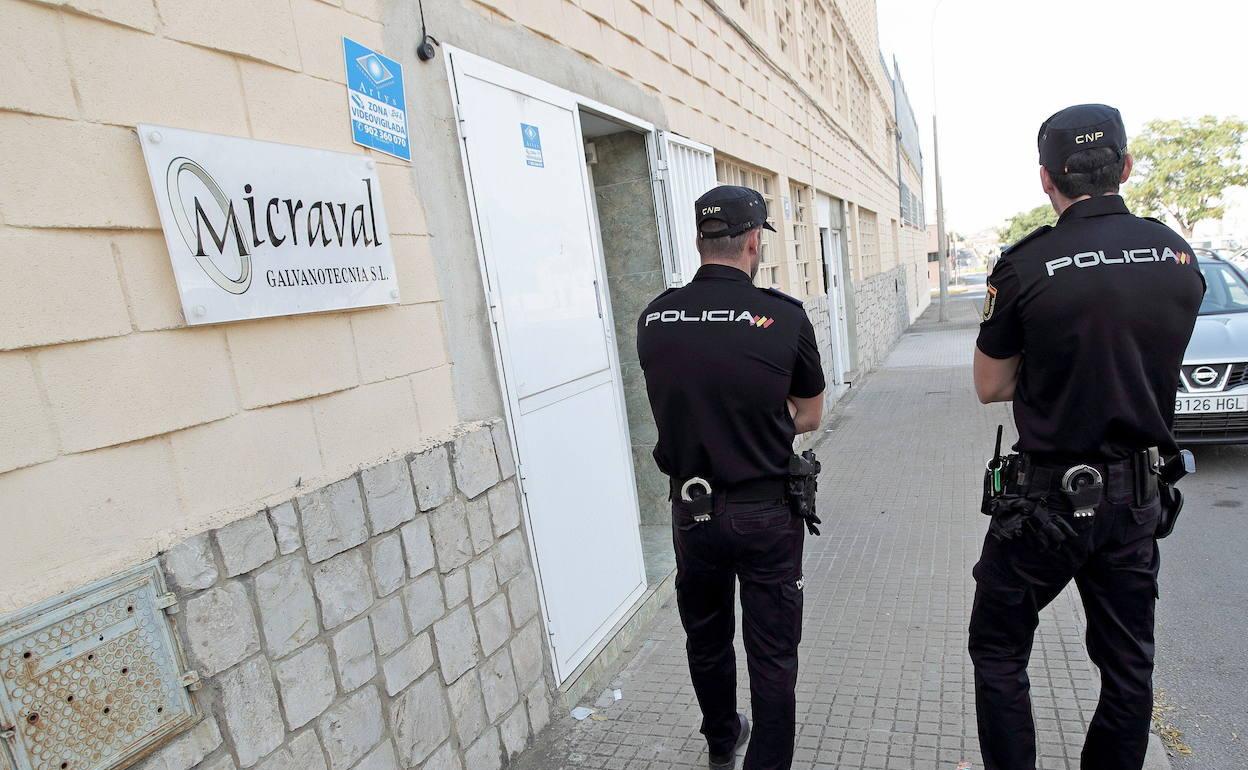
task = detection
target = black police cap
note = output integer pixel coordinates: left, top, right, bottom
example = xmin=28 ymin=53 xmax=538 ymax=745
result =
xmin=695 ymin=185 xmax=778 ymax=239
xmin=1037 ymin=104 xmax=1128 ymax=174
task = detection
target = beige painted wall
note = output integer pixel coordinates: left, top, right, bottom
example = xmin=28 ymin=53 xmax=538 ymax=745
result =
xmin=0 ymin=0 xmax=927 ymax=614
xmin=0 ymin=0 xmax=458 ymax=613
xmin=463 ymin=0 xmax=925 ymax=300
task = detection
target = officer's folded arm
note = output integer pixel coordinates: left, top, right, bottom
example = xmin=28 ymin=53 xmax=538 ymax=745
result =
xmin=973 ymin=346 xmax=1021 ymax=404
xmin=787 ymin=392 xmax=824 ymax=433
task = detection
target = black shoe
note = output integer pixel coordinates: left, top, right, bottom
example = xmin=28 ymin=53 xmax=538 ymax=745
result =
xmin=708 ymin=713 xmax=750 ymax=770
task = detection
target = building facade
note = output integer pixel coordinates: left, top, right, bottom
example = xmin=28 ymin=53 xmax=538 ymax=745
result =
xmin=0 ymin=1 xmax=926 ymax=769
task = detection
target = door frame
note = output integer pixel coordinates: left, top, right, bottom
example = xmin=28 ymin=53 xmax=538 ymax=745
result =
xmin=444 ymin=46 xmax=653 ymax=684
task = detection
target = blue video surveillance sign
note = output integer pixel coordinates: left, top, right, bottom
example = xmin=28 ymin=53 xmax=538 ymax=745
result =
xmin=343 ymin=37 xmax=410 ymax=161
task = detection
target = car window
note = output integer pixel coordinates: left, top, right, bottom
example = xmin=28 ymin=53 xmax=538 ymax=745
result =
xmin=1198 ymin=262 xmax=1248 ymax=314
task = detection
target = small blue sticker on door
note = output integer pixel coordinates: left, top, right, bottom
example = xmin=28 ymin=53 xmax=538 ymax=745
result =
xmin=521 ymin=123 xmax=544 ymax=168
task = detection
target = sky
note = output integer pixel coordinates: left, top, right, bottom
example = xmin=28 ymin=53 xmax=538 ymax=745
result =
xmin=876 ymin=0 xmax=1248 ymax=235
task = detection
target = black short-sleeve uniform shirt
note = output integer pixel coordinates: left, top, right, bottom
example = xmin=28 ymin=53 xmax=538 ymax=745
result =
xmin=637 ymin=264 xmax=826 ymax=486
xmin=978 ymin=195 xmax=1205 ymax=462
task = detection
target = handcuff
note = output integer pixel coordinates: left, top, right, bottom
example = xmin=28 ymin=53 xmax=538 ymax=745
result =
xmin=1061 ymin=464 xmax=1104 ymax=519
xmin=680 ymin=476 xmax=713 ymax=522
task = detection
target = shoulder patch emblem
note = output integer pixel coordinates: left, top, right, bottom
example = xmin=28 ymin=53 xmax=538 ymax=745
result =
xmin=982 ymin=284 xmax=998 ymax=322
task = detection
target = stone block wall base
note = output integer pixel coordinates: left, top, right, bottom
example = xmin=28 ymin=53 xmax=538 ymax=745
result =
xmin=135 ymin=421 xmax=555 ymax=770
xmin=852 ymin=265 xmax=912 ymax=375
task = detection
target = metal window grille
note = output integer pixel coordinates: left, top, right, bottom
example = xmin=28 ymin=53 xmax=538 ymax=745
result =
xmin=775 ymin=1 xmax=794 ymax=55
xmin=804 ymin=1 xmax=831 ymax=100
xmin=741 ymin=0 xmax=768 ymax=29
xmin=661 ymin=133 xmax=718 ymax=285
xmin=715 ymin=156 xmax=781 ymax=289
xmin=849 ymin=60 xmax=869 ymax=139
xmin=829 ymin=26 xmax=845 ymax=112
xmin=789 ymin=182 xmax=821 ymax=298
xmin=858 ymin=207 xmax=879 ymax=276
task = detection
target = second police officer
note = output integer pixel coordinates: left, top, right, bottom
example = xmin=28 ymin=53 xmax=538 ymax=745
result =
xmin=971 ymin=104 xmax=1205 ymax=770
xmin=637 ymin=185 xmax=826 ymax=770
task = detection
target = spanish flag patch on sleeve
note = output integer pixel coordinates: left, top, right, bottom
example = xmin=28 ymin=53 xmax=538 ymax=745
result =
xmin=982 ymin=284 xmax=998 ymax=322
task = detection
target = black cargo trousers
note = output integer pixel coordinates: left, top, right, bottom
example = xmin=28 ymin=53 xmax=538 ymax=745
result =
xmin=969 ymin=467 xmax=1162 ymax=770
xmin=672 ymin=491 xmax=805 ymax=770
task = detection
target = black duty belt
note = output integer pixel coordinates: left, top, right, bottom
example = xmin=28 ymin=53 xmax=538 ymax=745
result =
xmin=984 ymin=424 xmax=1194 ymax=542
xmin=669 ymin=476 xmax=788 ymax=524
xmin=668 ymin=476 xmax=788 ymax=507
xmin=1007 ymin=450 xmax=1159 ymax=512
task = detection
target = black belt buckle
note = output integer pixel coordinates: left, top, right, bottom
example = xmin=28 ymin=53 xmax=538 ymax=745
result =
xmin=1062 ymin=464 xmax=1103 ymax=518
xmin=680 ymin=477 xmax=714 ymax=522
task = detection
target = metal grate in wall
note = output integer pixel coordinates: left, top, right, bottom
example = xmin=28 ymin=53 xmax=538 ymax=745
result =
xmin=0 ymin=562 xmax=197 ymax=770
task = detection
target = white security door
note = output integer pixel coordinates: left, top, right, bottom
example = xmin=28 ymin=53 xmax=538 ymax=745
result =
xmin=449 ymin=50 xmax=647 ymax=681
xmin=820 ymin=228 xmax=850 ymax=385
xmin=658 ymin=132 xmax=717 ymax=286
xmin=816 ymin=193 xmax=851 ymax=386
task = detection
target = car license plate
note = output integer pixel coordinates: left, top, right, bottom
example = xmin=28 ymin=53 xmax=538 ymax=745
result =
xmin=1175 ymin=394 xmax=1248 ymax=414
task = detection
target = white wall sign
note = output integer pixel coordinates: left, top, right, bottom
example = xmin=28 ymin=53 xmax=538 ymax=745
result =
xmin=137 ymin=124 xmax=399 ymax=325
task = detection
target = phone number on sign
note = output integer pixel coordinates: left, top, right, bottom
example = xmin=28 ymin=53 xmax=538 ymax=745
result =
xmin=353 ymin=121 xmax=407 ymax=147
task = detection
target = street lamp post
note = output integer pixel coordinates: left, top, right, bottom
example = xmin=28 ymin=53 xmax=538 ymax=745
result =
xmin=933 ymin=114 xmax=949 ymax=321
xmin=931 ymin=0 xmax=950 ymax=322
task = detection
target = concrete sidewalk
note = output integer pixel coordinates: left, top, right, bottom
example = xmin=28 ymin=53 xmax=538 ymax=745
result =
xmin=516 ymin=298 xmax=1168 ymax=770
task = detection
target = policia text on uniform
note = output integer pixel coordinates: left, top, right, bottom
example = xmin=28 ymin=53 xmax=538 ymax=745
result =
xmin=636 ymin=104 xmax=1205 ymax=770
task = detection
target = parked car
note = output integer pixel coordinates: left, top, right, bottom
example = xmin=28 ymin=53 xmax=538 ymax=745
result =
xmin=1174 ymin=252 xmax=1248 ymax=445
xmin=1192 ymin=247 xmax=1228 ymax=261
xmin=1228 ymin=248 xmax=1248 ymax=275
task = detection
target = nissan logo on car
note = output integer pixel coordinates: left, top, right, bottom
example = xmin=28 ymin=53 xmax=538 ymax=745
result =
xmin=1191 ymin=366 xmax=1221 ymax=387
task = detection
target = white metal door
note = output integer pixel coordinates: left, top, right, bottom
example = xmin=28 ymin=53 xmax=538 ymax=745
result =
xmin=448 ymin=49 xmax=647 ymax=682
xmin=820 ymin=228 xmax=850 ymax=385
xmin=816 ymin=193 xmax=851 ymax=384
xmin=823 ymin=230 xmax=853 ymax=379
xmin=658 ymin=132 xmax=717 ymax=286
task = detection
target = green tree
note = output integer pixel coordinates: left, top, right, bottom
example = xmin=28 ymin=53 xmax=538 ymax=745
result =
xmin=1126 ymin=115 xmax=1248 ymax=238
xmin=998 ymin=204 xmax=1055 ymax=246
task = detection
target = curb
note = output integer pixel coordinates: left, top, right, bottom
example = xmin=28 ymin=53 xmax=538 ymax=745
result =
xmin=1145 ymin=733 xmax=1172 ymax=770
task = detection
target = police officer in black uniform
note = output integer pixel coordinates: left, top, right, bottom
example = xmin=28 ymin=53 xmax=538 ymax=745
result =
xmin=637 ymin=185 xmax=826 ymax=770
xmin=970 ymin=104 xmax=1205 ymax=770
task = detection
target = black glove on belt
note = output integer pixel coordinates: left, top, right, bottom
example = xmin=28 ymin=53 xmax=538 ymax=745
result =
xmin=987 ymin=497 xmax=1077 ymax=551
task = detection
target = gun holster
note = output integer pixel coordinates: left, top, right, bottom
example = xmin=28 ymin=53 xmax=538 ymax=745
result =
xmin=1157 ymin=483 xmax=1184 ymax=538
xmin=787 ymin=451 xmax=822 ymax=536
xmin=1154 ymin=449 xmax=1194 ymax=539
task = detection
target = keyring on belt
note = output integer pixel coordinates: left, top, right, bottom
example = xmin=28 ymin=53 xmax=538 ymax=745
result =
xmin=680 ymin=476 xmax=712 ymax=502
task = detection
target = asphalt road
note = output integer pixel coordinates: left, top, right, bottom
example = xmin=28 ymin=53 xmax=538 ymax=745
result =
xmin=1155 ymin=442 xmax=1248 ymax=769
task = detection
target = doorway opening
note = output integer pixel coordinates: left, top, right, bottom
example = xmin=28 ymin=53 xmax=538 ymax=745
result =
xmin=817 ymin=194 xmax=853 ymax=401
xmin=580 ymin=110 xmax=674 ymax=588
